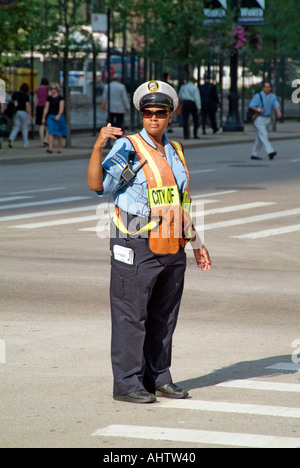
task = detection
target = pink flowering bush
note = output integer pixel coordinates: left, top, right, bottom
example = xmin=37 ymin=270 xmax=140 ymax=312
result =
xmin=230 ymin=25 xmax=247 ymax=50
xmin=206 ymin=25 xmax=263 ymax=55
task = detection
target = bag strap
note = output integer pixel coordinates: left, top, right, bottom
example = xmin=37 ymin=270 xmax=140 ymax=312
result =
xmin=259 ymin=92 xmax=264 ymax=107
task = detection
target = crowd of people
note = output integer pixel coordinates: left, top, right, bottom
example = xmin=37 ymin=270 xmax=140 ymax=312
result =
xmin=1 ymin=77 xmax=68 ymax=153
xmin=0 ymin=73 xmax=282 ymax=162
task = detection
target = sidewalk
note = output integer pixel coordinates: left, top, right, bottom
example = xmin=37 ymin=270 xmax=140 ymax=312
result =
xmin=0 ymin=121 xmax=299 ymax=165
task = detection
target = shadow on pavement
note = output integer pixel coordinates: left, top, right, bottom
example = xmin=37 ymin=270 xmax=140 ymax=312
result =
xmin=177 ymin=355 xmax=297 ymax=390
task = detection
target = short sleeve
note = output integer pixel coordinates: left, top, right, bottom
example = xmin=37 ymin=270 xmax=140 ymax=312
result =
xmin=100 ymin=138 xmax=134 ymax=195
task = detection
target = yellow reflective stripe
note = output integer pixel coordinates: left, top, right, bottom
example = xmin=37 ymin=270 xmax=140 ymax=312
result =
xmin=113 ymin=211 xmax=160 ymax=235
xmin=113 ymin=212 xmax=127 ymax=234
xmin=130 ymin=135 xmax=163 ymax=187
xmin=182 ymin=189 xmax=191 ymax=212
xmin=148 ymin=185 xmax=180 ymax=207
xmin=170 ymin=140 xmax=185 ymax=166
xmin=137 ymin=219 xmax=160 ymax=233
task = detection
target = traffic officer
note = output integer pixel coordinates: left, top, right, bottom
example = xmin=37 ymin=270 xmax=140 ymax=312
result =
xmin=87 ymin=80 xmax=211 ymax=404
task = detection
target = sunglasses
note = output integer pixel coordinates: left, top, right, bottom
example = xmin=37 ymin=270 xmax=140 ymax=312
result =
xmin=141 ymin=109 xmax=169 ymax=119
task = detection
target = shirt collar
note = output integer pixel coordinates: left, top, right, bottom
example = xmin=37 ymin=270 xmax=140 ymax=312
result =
xmin=139 ymin=127 xmax=170 ymax=149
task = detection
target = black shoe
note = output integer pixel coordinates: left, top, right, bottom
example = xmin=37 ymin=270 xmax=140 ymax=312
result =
xmin=194 ymin=136 xmax=200 ymax=139
xmin=113 ymin=390 xmax=156 ymax=404
xmin=8 ymin=140 xmax=12 ymax=148
xmin=268 ymin=151 xmax=277 ymax=160
xmin=251 ymin=155 xmax=262 ymax=160
xmin=156 ymin=383 xmax=189 ymax=399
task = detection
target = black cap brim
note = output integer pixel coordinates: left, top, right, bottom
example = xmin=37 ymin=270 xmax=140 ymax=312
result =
xmin=139 ymin=93 xmax=174 ymax=111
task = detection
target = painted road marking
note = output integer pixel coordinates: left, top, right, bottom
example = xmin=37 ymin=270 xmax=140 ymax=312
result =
xmin=92 ymin=425 xmax=300 ymax=448
xmin=190 ymin=169 xmax=216 ymax=174
xmin=192 ymin=190 xmax=237 ymax=198
xmin=0 ymin=196 xmax=34 ymax=203
xmin=153 ymin=399 xmax=300 ymax=418
xmin=10 ymin=215 xmax=100 ymax=229
xmin=0 ymin=196 xmax=91 ymax=210
xmin=197 ymin=201 xmax=276 ymax=216
xmin=200 ymin=208 xmax=300 ymax=231
xmin=8 ymin=187 xmax=66 ymax=195
xmin=266 ymin=363 xmax=300 ymax=372
xmin=11 ymin=202 xmax=275 ymax=229
xmin=217 ymin=379 xmax=300 ymax=393
xmin=232 ymin=224 xmax=300 ymax=239
xmin=0 ymin=205 xmax=99 ymax=222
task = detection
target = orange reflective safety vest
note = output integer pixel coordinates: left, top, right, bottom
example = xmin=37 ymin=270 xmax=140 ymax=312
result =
xmin=113 ymin=133 xmax=193 ymax=255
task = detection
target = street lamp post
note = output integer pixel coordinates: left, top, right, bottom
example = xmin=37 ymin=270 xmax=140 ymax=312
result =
xmin=223 ymin=0 xmax=244 ymax=132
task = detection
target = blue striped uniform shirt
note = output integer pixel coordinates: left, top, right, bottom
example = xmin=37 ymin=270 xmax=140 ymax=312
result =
xmin=97 ymin=128 xmax=188 ymax=218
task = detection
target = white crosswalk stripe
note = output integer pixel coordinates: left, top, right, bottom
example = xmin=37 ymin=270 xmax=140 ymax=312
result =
xmin=200 ymin=208 xmax=300 ymax=231
xmin=9 ymin=201 xmax=275 ymax=229
xmin=92 ymin=425 xmax=300 ymax=448
xmin=217 ymin=379 xmax=300 ymax=393
xmin=232 ymin=224 xmax=300 ymax=239
xmin=92 ymin=358 xmax=300 ymax=448
xmin=1 ymin=189 xmax=299 ymax=241
xmin=0 ymin=196 xmax=91 ymax=211
xmin=154 ymin=399 xmax=300 ymax=418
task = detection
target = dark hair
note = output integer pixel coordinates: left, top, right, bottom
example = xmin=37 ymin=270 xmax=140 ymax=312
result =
xmin=20 ymin=83 xmax=29 ymax=93
xmin=41 ymin=77 xmax=49 ymax=86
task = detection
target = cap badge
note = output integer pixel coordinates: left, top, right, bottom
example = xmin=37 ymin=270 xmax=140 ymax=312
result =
xmin=147 ymin=80 xmax=160 ymax=93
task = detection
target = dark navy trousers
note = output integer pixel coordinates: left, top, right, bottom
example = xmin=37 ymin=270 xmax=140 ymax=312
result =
xmin=110 ymin=236 xmax=187 ymax=396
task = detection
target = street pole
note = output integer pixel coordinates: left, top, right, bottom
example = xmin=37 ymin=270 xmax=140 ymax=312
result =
xmin=62 ymin=0 xmax=71 ymax=147
xmin=107 ymin=8 xmax=111 ymax=123
xmin=223 ymin=0 xmax=244 ymax=132
xmin=91 ymin=0 xmax=97 ymax=136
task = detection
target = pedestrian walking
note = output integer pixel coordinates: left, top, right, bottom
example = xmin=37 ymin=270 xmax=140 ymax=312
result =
xmin=42 ymin=83 xmax=68 ymax=154
xmin=34 ymin=77 xmax=49 ymax=147
xmin=87 ymin=80 xmax=211 ymax=404
xmin=199 ymin=73 xmax=220 ymax=134
xmin=8 ymin=83 xmax=33 ymax=149
xmin=178 ymin=77 xmax=201 ymax=139
xmin=249 ymin=81 xmax=282 ymax=160
xmin=103 ymin=75 xmax=130 ymax=129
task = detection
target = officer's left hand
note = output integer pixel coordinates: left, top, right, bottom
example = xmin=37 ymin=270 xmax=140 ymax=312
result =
xmin=193 ymin=246 xmax=211 ymax=271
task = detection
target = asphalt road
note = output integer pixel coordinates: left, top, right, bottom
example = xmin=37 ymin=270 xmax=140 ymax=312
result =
xmin=1 ymin=138 xmax=300 ymax=448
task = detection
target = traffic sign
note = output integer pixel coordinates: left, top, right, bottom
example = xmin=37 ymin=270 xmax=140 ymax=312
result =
xmin=91 ymin=13 xmax=107 ymax=34
xmin=203 ymin=0 xmax=227 ymax=24
xmin=239 ymin=0 xmax=265 ymax=25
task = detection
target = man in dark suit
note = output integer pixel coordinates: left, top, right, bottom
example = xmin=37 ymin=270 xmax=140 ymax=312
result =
xmin=199 ymin=73 xmax=220 ymax=134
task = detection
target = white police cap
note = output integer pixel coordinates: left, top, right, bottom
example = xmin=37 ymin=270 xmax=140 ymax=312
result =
xmin=133 ymin=80 xmax=179 ymax=112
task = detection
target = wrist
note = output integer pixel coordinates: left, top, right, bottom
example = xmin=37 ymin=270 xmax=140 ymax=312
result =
xmin=94 ymin=144 xmax=104 ymax=152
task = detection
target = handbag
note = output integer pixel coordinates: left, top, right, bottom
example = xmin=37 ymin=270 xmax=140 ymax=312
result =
xmin=247 ymin=92 xmax=264 ymax=123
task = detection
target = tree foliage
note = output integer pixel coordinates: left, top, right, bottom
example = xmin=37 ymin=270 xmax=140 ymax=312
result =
xmin=1 ymin=0 xmax=299 ymax=75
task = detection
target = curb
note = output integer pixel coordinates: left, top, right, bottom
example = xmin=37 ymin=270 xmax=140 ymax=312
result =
xmin=0 ymin=134 xmax=299 ymax=165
